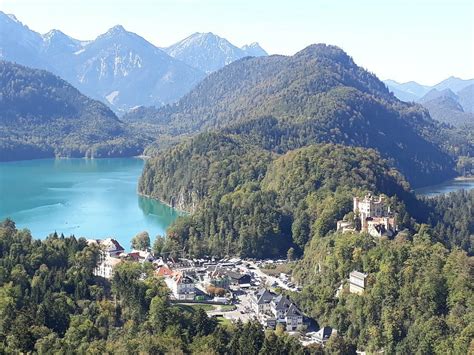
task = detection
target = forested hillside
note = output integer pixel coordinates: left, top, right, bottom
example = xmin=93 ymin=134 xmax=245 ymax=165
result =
xmin=142 ymin=139 xmax=416 ymax=258
xmin=0 ymin=61 xmax=147 ymax=161
xmin=131 ymin=44 xmax=458 ymax=188
xmin=292 ymin=226 xmax=473 ymax=353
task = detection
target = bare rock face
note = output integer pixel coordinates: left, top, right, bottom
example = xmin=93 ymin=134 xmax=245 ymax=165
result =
xmin=169 ymin=189 xmax=200 ymax=213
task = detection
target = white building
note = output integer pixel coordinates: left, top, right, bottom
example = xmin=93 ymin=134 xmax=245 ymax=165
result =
xmin=251 ymin=289 xmax=304 ymax=331
xmin=94 ymin=255 xmax=122 ymax=279
xmin=305 ymin=326 xmax=336 ymax=345
xmin=354 ymin=194 xmax=389 ymax=221
xmin=252 ymin=289 xmax=275 ymax=314
xmin=349 ymin=271 xmax=367 ymax=294
xmin=88 ymin=238 xmax=125 ymax=279
xmin=88 ymin=238 xmax=125 ymax=257
xmin=285 ymin=303 xmax=304 ymax=331
xmin=164 ymin=272 xmax=196 ymax=300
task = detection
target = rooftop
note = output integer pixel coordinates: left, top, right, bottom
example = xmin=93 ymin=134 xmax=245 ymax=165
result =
xmin=350 ymin=270 xmax=367 ymax=279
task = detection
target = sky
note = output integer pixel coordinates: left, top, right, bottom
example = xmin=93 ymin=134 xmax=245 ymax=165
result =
xmin=1 ymin=0 xmax=472 ymax=85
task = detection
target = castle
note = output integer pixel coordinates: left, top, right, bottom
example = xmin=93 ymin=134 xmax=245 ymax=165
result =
xmin=337 ymin=194 xmax=397 ymax=237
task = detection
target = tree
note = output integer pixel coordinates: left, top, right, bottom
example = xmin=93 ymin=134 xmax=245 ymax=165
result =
xmin=152 ymin=236 xmax=165 ymax=257
xmin=287 ymin=247 xmax=295 ymax=262
xmin=131 ymin=231 xmax=150 ymax=251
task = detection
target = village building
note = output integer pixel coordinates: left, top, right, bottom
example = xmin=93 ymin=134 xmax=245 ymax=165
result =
xmin=349 ymin=271 xmax=367 ymax=294
xmin=314 ymin=326 xmax=336 ymax=344
xmin=88 ymin=238 xmax=125 ymax=279
xmin=252 ymin=289 xmax=275 ymax=314
xmin=127 ymin=249 xmax=154 ymax=263
xmin=164 ymin=271 xmax=196 ymax=300
xmin=251 ymin=289 xmax=304 ymax=331
xmin=156 ymin=265 xmax=174 ymax=278
xmin=226 ymin=270 xmax=251 ymax=287
xmin=205 ymin=267 xmax=251 ymax=289
xmin=88 ymin=237 xmax=125 ymax=257
xmin=205 ymin=267 xmax=231 ymax=289
xmin=94 ymin=255 xmax=122 ymax=279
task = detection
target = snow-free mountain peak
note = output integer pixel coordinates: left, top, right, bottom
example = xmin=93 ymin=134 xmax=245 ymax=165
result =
xmin=384 ymin=76 xmax=474 ymax=102
xmin=241 ymin=42 xmax=267 ymax=57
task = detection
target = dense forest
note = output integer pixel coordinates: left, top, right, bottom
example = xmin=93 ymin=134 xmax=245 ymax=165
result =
xmin=0 ymin=219 xmax=319 ymax=354
xmin=0 ymin=61 xmax=148 ymax=161
xmin=144 ymin=139 xmax=430 ymax=259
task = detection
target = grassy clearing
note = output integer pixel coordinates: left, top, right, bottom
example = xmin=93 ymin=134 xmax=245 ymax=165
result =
xmin=220 ymin=304 xmax=236 ymax=311
xmin=176 ymin=304 xmax=216 ymax=313
xmin=260 ymin=263 xmax=294 ymax=277
xmin=216 ymin=316 xmax=232 ymax=328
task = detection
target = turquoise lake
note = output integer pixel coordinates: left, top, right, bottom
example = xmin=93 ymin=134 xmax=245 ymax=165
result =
xmin=0 ymin=158 xmax=182 ymax=249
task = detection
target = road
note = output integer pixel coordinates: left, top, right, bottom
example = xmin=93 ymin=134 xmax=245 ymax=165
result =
xmin=207 ymin=292 xmax=255 ymax=323
xmin=244 ymin=261 xmax=292 ymax=291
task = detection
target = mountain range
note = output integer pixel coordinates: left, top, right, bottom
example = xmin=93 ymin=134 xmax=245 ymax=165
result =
xmin=417 ymin=85 xmax=474 ymax=127
xmin=134 ymin=44 xmax=459 ymax=188
xmin=0 ymin=12 xmax=266 ymax=112
xmin=384 ymin=77 xmax=474 ymax=102
xmin=384 ymin=77 xmax=474 ymax=127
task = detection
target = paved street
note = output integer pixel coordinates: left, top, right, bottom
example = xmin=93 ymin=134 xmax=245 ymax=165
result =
xmin=243 ymin=261 xmax=292 ymax=291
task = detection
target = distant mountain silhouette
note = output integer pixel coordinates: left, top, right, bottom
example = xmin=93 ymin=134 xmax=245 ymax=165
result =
xmin=384 ymin=77 xmax=474 ymax=102
xmin=163 ymin=32 xmax=267 ymax=73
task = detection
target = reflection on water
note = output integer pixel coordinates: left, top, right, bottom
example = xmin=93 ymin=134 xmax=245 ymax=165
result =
xmin=138 ymin=196 xmax=183 ymax=218
xmin=415 ymin=178 xmax=474 ymax=197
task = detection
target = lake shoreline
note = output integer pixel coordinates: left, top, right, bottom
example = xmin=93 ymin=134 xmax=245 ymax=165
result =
xmin=137 ymin=191 xmax=190 ymax=214
xmin=414 ymin=176 xmax=474 ymax=197
xmin=0 ymin=158 xmax=181 ymax=247
xmin=0 ymin=154 xmax=150 ymax=164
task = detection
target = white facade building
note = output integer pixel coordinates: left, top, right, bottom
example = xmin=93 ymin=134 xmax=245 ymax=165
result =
xmin=165 ymin=272 xmax=196 ymax=300
xmin=349 ymin=271 xmax=367 ymax=294
xmin=338 ymin=194 xmax=397 ymax=238
xmin=88 ymin=238 xmax=125 ymax=279
xmin=94 ymin=255 xmax=122 ymax=279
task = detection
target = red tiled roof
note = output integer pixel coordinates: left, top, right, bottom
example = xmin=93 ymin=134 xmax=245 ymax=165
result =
xmin=156 ymin=266 xmax=173 ymax=277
